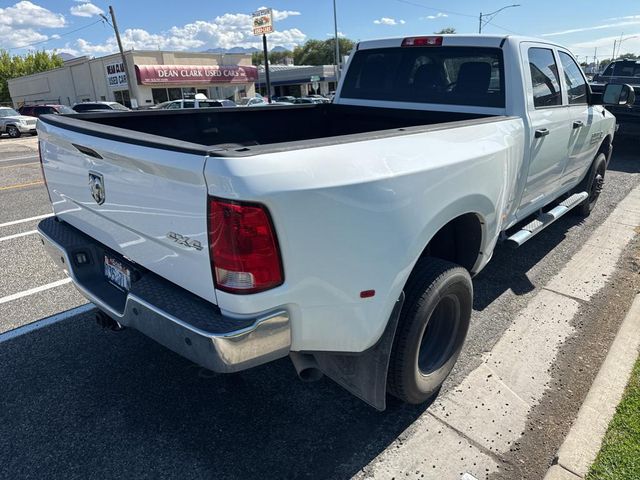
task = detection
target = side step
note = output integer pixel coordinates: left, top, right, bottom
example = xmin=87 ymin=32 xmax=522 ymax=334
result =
xmin=506 ymin=192 xmax=589 ymax=248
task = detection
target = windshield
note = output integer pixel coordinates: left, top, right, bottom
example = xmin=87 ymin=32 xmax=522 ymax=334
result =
xmin=58 ymin=105 xmax=75 ymax=114
xmin=109 ymin=102 xmax=130 ymax=111
xmin=239 ymin=98 xmax=251 ymax=105
xmin=341 ymin=46 xmax=505 ymax=108
xmin=0 ymin=108 xmax=20 ymax=117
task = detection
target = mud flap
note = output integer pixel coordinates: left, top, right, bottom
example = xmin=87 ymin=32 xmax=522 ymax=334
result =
xmin=313 ymin=293 xmax=405 ymax=411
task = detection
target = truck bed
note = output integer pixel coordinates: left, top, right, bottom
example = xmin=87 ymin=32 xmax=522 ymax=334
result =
xmin=41 ymin=104 xmax=501 ymax=156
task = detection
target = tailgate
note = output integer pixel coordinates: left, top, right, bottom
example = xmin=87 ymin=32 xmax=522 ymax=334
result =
xmin=37 ymin=117 xmax=216 ymax=304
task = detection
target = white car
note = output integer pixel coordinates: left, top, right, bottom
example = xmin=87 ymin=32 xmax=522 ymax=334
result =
xmin=238 ymin=96 xmax=266 ymax=107
xmin=36 ymin=35 xmax=628 ymax=410
xmin=0 ymin=107 xmax=38 ymax=138
xmin=153 ymin=99 xmax=237 ymax=109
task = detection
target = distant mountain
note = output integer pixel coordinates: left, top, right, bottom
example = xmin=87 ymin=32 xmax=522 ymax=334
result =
xmin=202 ymin=45 xmax=291 ymax=54
xmin=57 ymin=52 xmax=76 ymax=61
xmin=202 ymin=47 xmax=261 ymax=54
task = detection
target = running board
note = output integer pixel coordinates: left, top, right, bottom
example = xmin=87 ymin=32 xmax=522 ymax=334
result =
xmin=506 ymin=192 xmax=589 ymax=248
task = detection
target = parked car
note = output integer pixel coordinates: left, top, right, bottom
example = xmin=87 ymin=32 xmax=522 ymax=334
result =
xmin=291 ymin=97 xmax=317 ymax=104
xmin=37 ymin=34 xmax=629 ymax=410
xmin=72 ymin=101 xmax=130 ymax=113
xmin=152 ymin=99 xmax=236 ymax=109
xmin=273 ymin=96 xmax=296 ymax=103
xmin=238 ymin=97 xmax=266 ymax=107
xmin=591 ymin=59 xmax=640 ymax=136
xmin=0 ymin=107 xmax=37 ymax=137
xmin=18 ymin=104 xmax=75 ymax=117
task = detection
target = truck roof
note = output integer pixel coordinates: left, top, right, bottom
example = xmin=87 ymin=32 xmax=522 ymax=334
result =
xmin=357 ymin=34 xmax=568 ymax=51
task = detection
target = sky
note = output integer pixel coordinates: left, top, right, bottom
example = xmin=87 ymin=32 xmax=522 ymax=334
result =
xmin=1 ymin=0 xmax=639 ymax=64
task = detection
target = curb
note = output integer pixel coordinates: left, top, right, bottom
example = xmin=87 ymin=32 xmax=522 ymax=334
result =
xmin=544 ymin=293 xmax=640 ymax=480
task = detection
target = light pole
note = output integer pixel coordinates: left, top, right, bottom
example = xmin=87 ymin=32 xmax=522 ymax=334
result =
xmin=479 ymin=4 xmax=520 ymax=34
xmin=333 ymin=0 xmax=341 ymax=81
xmin=615 ymin=35 xmax=638 ymax=59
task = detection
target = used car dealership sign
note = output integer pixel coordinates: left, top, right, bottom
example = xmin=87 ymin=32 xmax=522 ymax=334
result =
xmin=105 ymin=62 xmax=128 ymax=88
xmin=135 ymin=65 xmax=259 ymax=84
xmin=252 ymin=8 xmax=273 ymax=35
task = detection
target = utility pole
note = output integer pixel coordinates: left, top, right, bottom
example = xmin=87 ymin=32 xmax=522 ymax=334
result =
xmin=612 ymin=40 xmax=617 ymax=61
xmin=479 ymin=4 xmax=520 ymax=34
xmin=262 ymin=34 xmax=272 ymax=103
xmin=333 ymin=0 xmax=341 ymax=81
xmin=101 ymin=6 xmax=136 ymax=108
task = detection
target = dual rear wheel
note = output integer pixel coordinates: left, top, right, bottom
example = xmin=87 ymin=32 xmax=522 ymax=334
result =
xmin=387 ymin=257 xmax=472 ymax=404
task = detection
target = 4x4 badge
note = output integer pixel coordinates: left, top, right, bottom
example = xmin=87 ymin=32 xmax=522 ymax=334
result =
xmin=88 ymin=171 xmax=105 ymax=205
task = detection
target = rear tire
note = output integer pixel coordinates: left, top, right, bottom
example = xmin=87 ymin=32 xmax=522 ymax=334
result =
xmin=574 ymin=153 xmax=606 ymax=217
xmin=387 ymin=257 xmax=472 ymax=404
xmin=7 ymin=125 xmax=20 ymax=138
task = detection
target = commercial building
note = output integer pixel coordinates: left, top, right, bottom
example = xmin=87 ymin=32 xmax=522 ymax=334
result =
xmin=256 ymin=64 xmax=337 ymax=97
xmin=8 ymin=50 xmax=258 ymax=108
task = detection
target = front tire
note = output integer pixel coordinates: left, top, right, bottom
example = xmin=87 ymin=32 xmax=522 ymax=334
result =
xmin=6 ymin=125 xmax=21 ymax=138
xmin=387 ymin=257 xmax=472 ymax=404
xmin=575 ymin=152 xmax=606 ymax=217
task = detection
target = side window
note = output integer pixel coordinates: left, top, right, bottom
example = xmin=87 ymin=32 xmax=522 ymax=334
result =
xmin=527 ymin=48 xmax=562 ymax=108
xmin=559 ymin=52 xmax=587 ymax=104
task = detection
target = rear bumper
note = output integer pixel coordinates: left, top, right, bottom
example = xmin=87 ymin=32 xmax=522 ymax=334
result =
xmin=37 ymin=217 xmax=291 ymax=373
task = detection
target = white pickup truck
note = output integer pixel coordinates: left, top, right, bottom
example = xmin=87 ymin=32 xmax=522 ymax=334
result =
xmin=37 ymin=35 xmax=632 ymax=410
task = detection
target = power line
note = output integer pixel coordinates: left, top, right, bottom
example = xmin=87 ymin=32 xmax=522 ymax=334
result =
xmin=7 ymin=19 xmax=104 ymax=51
xmin=394 ymin=0 xmax=520 ymax=35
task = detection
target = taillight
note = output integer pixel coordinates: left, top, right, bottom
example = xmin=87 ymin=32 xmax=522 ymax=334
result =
xmin=208 ymin=197 xmax=283 ymax=294
xmin=401 ymin=36 xmax=443 ymax=47
xmin=38 ymin=141 xmax=52 ymax=203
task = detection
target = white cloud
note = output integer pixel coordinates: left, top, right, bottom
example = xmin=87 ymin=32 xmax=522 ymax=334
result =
xmin=72 ymin=9 xmax=306 ymax=55
xmin=373 ymin=17 xmax=405 ymax=26
xmin=0 ymin=1 xmax=65 ymax=28
xmin=568 ymin=32 xmax=640 ymax=59
xmin=0 ymin=1 xmax=66 ymax=49
xmin=70 ymin=3 xmax=104 ymax=18
xmin=425 ymin=13 xmax=448 ymax=20
xmin=542 ymin=20 xmax=640 ymax=37
xmin=326 ymin=31 xmax=346 ymax=38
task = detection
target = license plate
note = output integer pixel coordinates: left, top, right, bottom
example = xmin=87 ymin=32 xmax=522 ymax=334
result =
xmin=104 ymin=255 xmax=131 ymax=291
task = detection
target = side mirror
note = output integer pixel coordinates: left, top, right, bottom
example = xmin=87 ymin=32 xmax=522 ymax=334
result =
xmin=601 ymin=83 xmax=636 ymax=106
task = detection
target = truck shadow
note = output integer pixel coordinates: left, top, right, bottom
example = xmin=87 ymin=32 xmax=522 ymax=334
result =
xmin=0 ymin=318 xmax=430 ymax=480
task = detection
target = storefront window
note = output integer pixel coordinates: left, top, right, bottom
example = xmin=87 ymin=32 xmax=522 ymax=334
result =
xmin=152 ymin=88 xmax=168 ymax=104
xmin=168 ymin=88 xmax=182 ymax=101
xmin=114 ymin=89 xmax=131 ymax=108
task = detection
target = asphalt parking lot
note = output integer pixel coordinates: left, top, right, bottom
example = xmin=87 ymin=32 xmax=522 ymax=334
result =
xmin=1 ymin=133 xmax=639 ymax=479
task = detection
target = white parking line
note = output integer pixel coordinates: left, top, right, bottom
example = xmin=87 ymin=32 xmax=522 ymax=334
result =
xmin=0 ymin=213 xmax=53 ymax=229
xmin=0 ymin=154 xmax=39 ymax=163
xmin=0 ymin=230 xmax=37 ymax=242
xmin=0 ymin=278 xmax=72 ymax=305
xmin=0 ymin=304 xmax=94 ymax=344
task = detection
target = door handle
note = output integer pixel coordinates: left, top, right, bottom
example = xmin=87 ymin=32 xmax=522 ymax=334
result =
xmin=573 ymin=120 xmax=585 ymax=129
xmin=534 ymin=128 xmax=550 ymax=138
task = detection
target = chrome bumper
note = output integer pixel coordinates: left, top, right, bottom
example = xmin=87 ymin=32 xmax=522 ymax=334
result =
xmin=37 ymin=217 xmax=291 ymax=373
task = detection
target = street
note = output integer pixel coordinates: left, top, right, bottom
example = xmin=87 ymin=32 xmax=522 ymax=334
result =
xmin=1 ymin=134 xmax=639 ymax=479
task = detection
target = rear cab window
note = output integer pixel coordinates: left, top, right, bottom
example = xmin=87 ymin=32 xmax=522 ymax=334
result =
xmin=558 ymin=52 xmax=588 ymax=104
xmin=340 ymin=46 xmax=505 ymax=108
xmin=527 ymin=47 xmax=562 ymax=108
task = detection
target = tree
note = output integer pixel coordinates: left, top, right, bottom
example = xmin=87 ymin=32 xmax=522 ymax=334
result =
xmin=0 ymin=50 xmax=63 ymax=103
xmin=252 ymin=49 xmax=293 ymax=66
xmin=618 ymin=52 xmax=638 ymax=60
xmin=436 ymin=27 xmax=456 ymax=34
xmin=292 ymin=37 xmax=355 ymax=66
